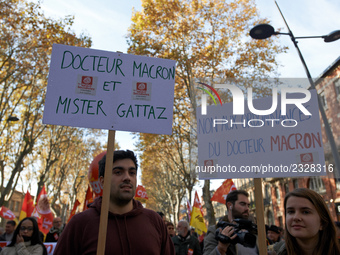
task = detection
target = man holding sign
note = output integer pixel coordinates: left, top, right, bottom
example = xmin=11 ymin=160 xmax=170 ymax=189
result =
xmin=54 ymin=150 xmax=174 ymax=254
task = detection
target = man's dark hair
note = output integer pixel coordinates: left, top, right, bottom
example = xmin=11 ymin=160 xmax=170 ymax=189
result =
xmin=268 ymin=225 xmax=280 ymax=234
xmin=225 ymin=190 xmax=249 ymax=207
xmin=166 ymin=221 xmax=174 ymax=227
xmin=157 ymin=211 xmax=165 ymax=218
xmin=6 ymin=220 xmax=16 ymax=227
xmin=99 ymin=150 xmax=138 ymax=177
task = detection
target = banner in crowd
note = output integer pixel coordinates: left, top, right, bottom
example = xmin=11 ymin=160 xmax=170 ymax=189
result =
xmin=134 ymin=185 xmax=148 ymax=202
xmin=211 ymin=179 xmax=237 ymax=204
xmin=88 ymin=152 xmax=106 ymax=198
xmin=189 ymin=191 xmax=207 ymax=235
xmin=186 ymin=200 xmax=192 ymax=222
xmin=32 ymin=186 xmax=54 ymax=235
xmin=83 ymin=185 xmax=94 ymax=211
xmin=67 ymin=199 xmax=80 ymax=223
xmin=0 ymin=206 xmax=16 ymax=221
xmin=0 ymin=242 xmax=56 ymax=254
xmin=19 ymin=190 xmax=35 ymax=220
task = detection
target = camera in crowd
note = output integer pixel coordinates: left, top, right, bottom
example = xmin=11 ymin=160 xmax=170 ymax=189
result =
xmin=215 ymin=218 xmax=257 ymax=248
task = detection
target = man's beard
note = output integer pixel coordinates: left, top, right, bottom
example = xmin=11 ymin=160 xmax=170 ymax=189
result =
xmin=232 ymin=207 xmax=249 ymax=219
xmin=110 ymin=185 xmax=135 ymax=206
xmin=111 ymin=194 xmax=134 ymax=206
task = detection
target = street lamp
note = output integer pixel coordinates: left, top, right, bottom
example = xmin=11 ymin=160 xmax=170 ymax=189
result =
xmin=249 ymin=1 xmax=340 ymax=178
xmin=7 ymin=116 xmax=19 ymax=122
xmin=250 ymin=24 xmax=340 ymax=42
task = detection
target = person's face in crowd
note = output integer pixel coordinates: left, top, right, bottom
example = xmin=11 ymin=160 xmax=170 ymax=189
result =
xmin=167 ymin=224 xmax=175 ymax=236
xmin=267 ymin=230 xmax=280 ymax=243
xmin=19 ymin=219 xmax=34 ymax=241
xmin=231 ymin=194 xmax=250 ymax=219
xmin=5 ymin=223 xmax=15 ymax=234
xmin=176 ymin=222 xmax=187 ymax=237
xmin=286 ymin=196 xmax=322 ymax=243
xmin=53 ymin=217 xmax=62 ymax=229
xmin=106 ymin=158 xmax=137 ymax=206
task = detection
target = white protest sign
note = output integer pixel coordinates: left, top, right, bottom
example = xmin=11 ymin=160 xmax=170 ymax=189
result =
xmin=0 ymin=242 xmax=55 ymax=255
xmin=43 ymin=44 xmax=176 ymax=135
xmin=196 ymin=89 xmax=327 ymax=179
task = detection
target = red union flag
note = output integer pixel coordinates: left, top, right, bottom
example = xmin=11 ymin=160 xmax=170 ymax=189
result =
xmin=32 ymin=186 xmax=54 ymax=235
xmin=134 ymin=185 xmax=148 ymax=202
xmin=189 ymin=191 xmax=207 ymax=235
xmin=83 ymin=185 xmax=94 ymax=211
xmin=211 ymin=179 xmax=237 ymax=204
xmin=68 ymin=199 xmax=80 ymax=223
xmin=0 ymin=206 xmax=16 ymax=220
xmin=187 ymin=200 xmax=192 ymax=222
xmin=19 ymin=190 xmax=35 ymax=221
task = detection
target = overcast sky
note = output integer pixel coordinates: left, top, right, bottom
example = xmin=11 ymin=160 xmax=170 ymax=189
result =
xmin=35 ymin=0 xmax=340 ymax=190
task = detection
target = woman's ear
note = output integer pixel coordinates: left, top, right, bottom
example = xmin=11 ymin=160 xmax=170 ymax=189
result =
xmin=319 ymin=222 xmax=325 ymax=231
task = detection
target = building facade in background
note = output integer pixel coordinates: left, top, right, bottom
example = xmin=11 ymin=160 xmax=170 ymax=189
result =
xmin=0 ymin=190 xmax=26 ymax=228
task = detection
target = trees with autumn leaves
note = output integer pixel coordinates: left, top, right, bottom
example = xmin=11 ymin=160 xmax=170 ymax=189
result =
xmin=0 ymin=0 xmax=105 ymax=214
xmin=127 ymin=0 xmax=286 ymax=224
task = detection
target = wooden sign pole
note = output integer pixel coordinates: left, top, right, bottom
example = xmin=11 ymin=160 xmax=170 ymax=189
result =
xmin=254 ymin=178 xmax=267 ymax=255
xmin=96 ymin=130 xmax=116 ymax=255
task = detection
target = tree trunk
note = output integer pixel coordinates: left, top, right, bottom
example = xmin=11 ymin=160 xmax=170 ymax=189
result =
xmin=202 ymin=180 xmax=216 ymax=226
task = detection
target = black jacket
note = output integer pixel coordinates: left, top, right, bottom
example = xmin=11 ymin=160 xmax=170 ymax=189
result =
xmin=172 ymin=233 xmax=202 ymax=255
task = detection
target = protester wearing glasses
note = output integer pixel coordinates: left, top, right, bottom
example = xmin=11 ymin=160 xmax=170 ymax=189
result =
xmin=0 ymin=217 xmax=47 ymax=255
xmin=45 ymin=217 xmax=64 ymax=243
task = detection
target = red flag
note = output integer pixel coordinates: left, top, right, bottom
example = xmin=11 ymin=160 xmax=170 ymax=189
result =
xmin=0 ymin=206 xmax=16 ymax=220
xmin=187 ymin=200 xmax=192 ymax=222
xmin=211 ymin=179 xmax=237 ymax=204
xmin=134 ymin=185 xmax=148 ymax=202
xmin=83 ymin=185 xmax=94 ymax=211
xmin=193 ymin=191 xmax=204 ymax=217
xmin=190 ymin=191 xmax=207 ymax=234
xmin=67 ymin=199 xmax=80 ymax=223
xmin=32 ymin=186 xmax=54 ymax=235
xmin=19 ymin=190 xmax=35 ymax=220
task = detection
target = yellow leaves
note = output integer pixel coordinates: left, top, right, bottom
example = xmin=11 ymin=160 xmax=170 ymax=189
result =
xmin=128 ymin=0 xmax=286 ymax=216
xmin=0 ymin=0 xmax=95 ymax=208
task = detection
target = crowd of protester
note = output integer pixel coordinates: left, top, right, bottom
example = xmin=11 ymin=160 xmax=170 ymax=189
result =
xmin=1 ymin=150 xmax=340 ymax=255
xmin=0 ymin=216 xmax=65 ymax=254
